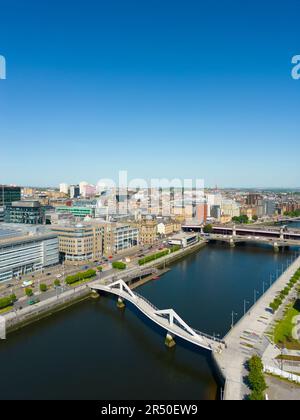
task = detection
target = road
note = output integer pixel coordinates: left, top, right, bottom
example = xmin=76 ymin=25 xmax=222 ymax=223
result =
xmin=0 ymin=238 xmax=168 ymax=308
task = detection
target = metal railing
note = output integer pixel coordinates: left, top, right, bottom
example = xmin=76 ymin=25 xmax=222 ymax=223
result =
xmin=134 ymin=291 xmax=159 ymax=311
xmin=193 ymin=328 xmax=226 ymax=344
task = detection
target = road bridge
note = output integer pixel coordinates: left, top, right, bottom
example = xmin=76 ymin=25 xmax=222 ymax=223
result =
xmin=182 ymin=224 xmax=300 ymax=249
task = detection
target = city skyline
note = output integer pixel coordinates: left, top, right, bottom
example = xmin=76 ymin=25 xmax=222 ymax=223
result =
xmin=0 ymin=0 xmax=299 ymax=188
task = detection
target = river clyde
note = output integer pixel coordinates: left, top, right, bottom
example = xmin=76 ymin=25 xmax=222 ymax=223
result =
xmin=0 ymin=240 xmax=299 ymax=400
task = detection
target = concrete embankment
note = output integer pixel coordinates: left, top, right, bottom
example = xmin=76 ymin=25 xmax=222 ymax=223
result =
xmin=4 ymin=285 xmax=92 ymax=334
xmin=215 ymin=255 xmax=300 ymax=401
xmin=140 ymin=240 xmax=207 ymax=270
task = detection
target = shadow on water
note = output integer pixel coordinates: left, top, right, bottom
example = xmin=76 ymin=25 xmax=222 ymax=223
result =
xmin=97 ymin=294 xmax=224 ymax=399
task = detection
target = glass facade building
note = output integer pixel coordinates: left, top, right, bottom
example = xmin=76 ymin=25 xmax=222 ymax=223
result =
xmin=4 ymin=201 xmax=45 ymax=224
xmin=0 ymin=185 xmax=21 ymax=206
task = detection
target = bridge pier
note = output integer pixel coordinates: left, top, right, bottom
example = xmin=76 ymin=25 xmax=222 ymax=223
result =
xmin=229 ymin=238 xmax=235 ymax=248
xmin=165 ymin=332 xmax=176 ymax=348
xmin=91 ymin=290 xmax=100 ymax=299
xmin=273 ymin=242 xmax=280 ymax=253
xmin=117 ymin=297 xmax=126 ymax=309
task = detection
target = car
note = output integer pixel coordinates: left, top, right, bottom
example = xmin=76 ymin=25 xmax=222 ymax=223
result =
xmin=6 ymin=284 xmax=13 ymax=289
xmin=22 ymin=280 xmax=34 ymax=288
xmin=28 ymin=298 xmax=40 ymax=306
xmin=46 ymin=273 xmax=51 ymax=276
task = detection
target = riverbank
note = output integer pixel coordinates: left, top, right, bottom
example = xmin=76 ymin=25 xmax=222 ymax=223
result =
xmin=4 ymin=285 xmax=92 ymax=334
xmin=215 ymin=254 xmax=300 ymax=400
xmin=2 ymin=240 xmax=207 ymax=335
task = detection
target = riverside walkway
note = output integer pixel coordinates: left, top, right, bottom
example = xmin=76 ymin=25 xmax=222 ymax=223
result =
xmin=215 ymin=255 xmax=300 ymax=400
xmin=91 ymin=279 xmax=225 ymax=352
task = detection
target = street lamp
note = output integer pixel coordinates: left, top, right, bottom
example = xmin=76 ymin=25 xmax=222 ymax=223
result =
xmin=269 ymin=273 xmax=274 ymax=288
xmin=244 ymin=300 xmax=250 ymax=316
xmin=231 ymin=311 xmax=238 ymax=329
xmin=262 ymin=281 xmax=268 ymax=295
xmin=213 ymin=332 xmax=220 ymax=341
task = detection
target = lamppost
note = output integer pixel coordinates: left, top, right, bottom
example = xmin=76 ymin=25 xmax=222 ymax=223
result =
xmin=244 ymin=300 xmax=250 ymax=316
xmin=254 ymin=289 xmax=259 ymax=304
xmin=231 ymin=311 xmax=238 ymax=329
xmin=269 ymin=273 xmax=274 ymax=288
xmin=262 ymin=281 xmax=267 ymax=295
xmin=213 ymin=332 xmax=220 ymax=341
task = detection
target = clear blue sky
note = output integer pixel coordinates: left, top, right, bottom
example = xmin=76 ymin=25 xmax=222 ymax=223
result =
xmin=0 ymin=0 xmax=299 ymax=188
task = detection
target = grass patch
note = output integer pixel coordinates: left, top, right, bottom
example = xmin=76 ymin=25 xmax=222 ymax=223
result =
xmin=68 ymin=276 xmax=96 ymax=287
xmin=0 ymin=306 xmax=13 ymax=314
xmin=276 ymin=355 xmax=300 ymax=362
xmin=273 ymin=300 xmax=300 ymax=349
xmin=241 ymin=342 xmax=254 ymax=348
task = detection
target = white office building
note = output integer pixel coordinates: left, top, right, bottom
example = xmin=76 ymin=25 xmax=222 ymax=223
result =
xmin=59 ymin=183 xmax=69 ymax=195
xmin=0 ymin=226 xmax=59 ymax=282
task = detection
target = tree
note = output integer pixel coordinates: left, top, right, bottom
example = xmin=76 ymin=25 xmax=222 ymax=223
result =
xmin=9 ymin=294 xmax=17 ymax=303
xmin=248 ymin=370 xmax=267 ymax=393
xmin=25 ymin=288 xmax=33 ymax=297
xmin=54 ymin=279 xmax=61 ymax=287
xmin=40 ymin=283 xmax=47 ymax=292
xmin=232 ymin=215 xmax=249 ymax=224
xmin=252 ymin=215 xmax=258 ymax=222
xmin=248 ymin=355 xmax=264 ymax=372
xmin=97 ymin=266 xmax=103 ymax=272
xmin=112 ymin=261 xmax=126 ymax=270
xmin=247 ymin=355 xmax=267 ymax=399
xmin=0 ymin=296 xmax=14 ymax=309
xmin=203 ymin=224 xmax=213 ymax=233
xmin=249 ymin=390 xmax=265 ymax=400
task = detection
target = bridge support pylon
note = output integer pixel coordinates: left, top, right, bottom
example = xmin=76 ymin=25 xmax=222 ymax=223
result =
xmin=229 ymin=238 xmax=235 ymax=248
xmin=91 ymin=289 xmax=100 ymax=299
xmin=273 ymin=242 xmax=279 ymax=253
xmin=117 ymin=297 xmax=126 ymax=309
xmin=165 ymin=332 xmax=176 ymax=348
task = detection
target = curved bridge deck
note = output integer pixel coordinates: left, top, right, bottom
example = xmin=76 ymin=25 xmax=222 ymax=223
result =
xmin=91 ymin=280 xmax=225 ymax=353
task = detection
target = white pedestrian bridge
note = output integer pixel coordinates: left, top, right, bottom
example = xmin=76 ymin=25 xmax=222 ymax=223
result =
xmin=91 ymin=280 xmax=225 ymax=353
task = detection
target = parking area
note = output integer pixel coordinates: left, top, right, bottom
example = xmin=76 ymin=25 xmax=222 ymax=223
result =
xmin=266 ymin=375 xmax=300 ymax=400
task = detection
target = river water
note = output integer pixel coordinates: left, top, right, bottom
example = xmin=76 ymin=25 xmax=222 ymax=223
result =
xmin=0 ymin=241 xmax=299 ymax=400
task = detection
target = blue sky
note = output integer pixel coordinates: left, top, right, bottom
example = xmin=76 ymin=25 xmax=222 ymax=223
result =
xmin=0 ymin=0 xmax=299 ymax=188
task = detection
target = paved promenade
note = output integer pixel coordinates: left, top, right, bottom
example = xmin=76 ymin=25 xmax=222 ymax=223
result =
xmin=215 ymin=255 xmax=300 ymax=400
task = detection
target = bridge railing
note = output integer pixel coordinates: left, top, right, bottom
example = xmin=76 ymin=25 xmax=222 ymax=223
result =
xmin=133 ymin=291 xmax=159 ymax=311
xmin=193 ymin=328 xmax=226 ymax=345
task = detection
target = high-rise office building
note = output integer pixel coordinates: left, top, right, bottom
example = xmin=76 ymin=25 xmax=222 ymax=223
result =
xmin=0 ymin=185 xmax=21 ymax=207
xmin=70 ymin=185 xmax=80 ymax=199
xmin=4 ymin=201 xmax=45 ymax=224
